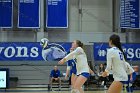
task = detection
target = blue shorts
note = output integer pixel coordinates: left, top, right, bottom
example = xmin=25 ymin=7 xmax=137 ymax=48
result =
xmin=70 ymin=70 xmax=77 ymax=76
xmin=71 ymin=70 xmax=77 ymax=75
xmin=120 ymin=81 xmax=126 ymax=84
xmin=124 ymin=75 xmax=131 ymax=85
xmin=77 ymin=72 xmax=90 ymax=79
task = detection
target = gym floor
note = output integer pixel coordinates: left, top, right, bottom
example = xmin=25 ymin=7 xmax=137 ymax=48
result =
xmin=1 ymin=91 xmax=140 ymax=93
xmin=0 ymin=88 xmax=140 ymax=93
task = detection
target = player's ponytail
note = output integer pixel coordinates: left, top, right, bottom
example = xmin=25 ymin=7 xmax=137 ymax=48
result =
xmin=109 ymin=34 xmax=126 ymax=60
xmin=75 ymin=40 xmax=84 ymax=48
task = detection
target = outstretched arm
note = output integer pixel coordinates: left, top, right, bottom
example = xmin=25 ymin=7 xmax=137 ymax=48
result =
xmin=58 ymin=47 xmax=82 ymax=65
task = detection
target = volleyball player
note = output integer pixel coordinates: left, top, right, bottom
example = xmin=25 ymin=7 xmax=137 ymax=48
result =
xmin=102 ymin=34 xmax=128 ymax=93
xmin=58 ymin=40 xmax=90 ymax=93
xmin=65 ymin=48 xmax=77 ymax=88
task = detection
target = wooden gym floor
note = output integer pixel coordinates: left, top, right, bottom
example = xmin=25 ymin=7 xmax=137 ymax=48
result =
xmin=1 ymin=91 xmax=140 ymax=93
xmin=0 ymin=89 xmax=140 ymax=93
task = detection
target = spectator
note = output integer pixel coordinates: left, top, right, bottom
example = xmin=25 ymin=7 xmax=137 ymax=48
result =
xmin=50 ymin=66 xmax=61 ymax=88
xmin=98 ymin=64 xmax=107 ymax=89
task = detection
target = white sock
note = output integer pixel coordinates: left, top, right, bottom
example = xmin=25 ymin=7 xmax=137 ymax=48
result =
xmin=129 ymin=83 xmax=132 ymax=87
xmin=71 ymin=89 xmax=80 ymax=93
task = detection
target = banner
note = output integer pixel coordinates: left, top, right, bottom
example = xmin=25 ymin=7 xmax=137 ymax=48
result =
xmin=0 ymin=0 xmax=13 ymax=28
xmin=93 ymin=43 xmax=140 ymax=61
xmin=47 ymin=0 xmax=68 ymax=28
xmin=18 ymin=0 xmax=40 ymax=28
xmin=0 ymin=42 xmax=71 ymax=61
xmin=120 ymin=0 xmax=140 ymax=28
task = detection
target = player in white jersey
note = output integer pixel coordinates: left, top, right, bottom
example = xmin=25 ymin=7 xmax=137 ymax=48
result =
xmin=59 ymin=40 xmax=90 ymax=93
xmin=102 ymin=34 xmax=128 ymax=93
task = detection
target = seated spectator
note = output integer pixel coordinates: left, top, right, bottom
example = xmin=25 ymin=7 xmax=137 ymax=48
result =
xmin=50 ymin=66 xmax=61 ymax=88
xmin=98 ymin=64 xmax=107 ymax=89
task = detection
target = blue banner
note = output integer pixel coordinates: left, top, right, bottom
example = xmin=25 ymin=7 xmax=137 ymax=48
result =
xmin=18 ymin=0 xmax=40 ymax=28
xmin=94 ymin=43 xmax=140 ymax=61
xmin=120 ymin=0 xmax=140 ymax=28
xmin=0 ymin=42 xmax=71 ymax=61
xmin=47 ymin=0 xmax=68 ymax=28
xmin=0 ymin=0 xmax=13 ymax=28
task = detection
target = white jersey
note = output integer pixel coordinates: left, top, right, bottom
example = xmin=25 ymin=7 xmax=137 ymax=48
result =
xmin=105 ymin=47 xmax=128 ymax=81
xmin=65 ymin=47 xmax=90 ymax=75
xmin=125 ymin=62 xmax=134 ymax=75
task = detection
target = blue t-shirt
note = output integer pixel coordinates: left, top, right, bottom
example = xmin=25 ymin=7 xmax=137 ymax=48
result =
xmin=50 ymin=70 xmax=60 ymax=78
xmin=67 ymin=59 xmax=77 ymax=75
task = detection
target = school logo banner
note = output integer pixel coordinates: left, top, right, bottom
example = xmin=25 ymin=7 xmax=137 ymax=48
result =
xmin=0 ymin=42 xmax=71 ymax=61
xmin=93 ymin=43 xmax=140 ymax=61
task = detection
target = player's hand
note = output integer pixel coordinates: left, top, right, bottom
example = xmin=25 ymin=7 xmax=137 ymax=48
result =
xmin=130 ymin=77 xmax=133 ymax=81
xmin=90 ymin=69 xmax=94 ymax=75
xmin=55 ymin=78 xmax=58 ymax=81
xmin=65 ymin=75 xmax=68 ymax=80
xmin=58 ymin=58 xmax=66 ymax=65
xmin=102 ymin=71 xmax=108 ymax=77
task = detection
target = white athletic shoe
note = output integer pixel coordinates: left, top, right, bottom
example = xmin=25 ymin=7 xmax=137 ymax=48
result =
xmin=101 ymin=81 xmax=105 ymax=86
xmin=104 ymin=86 xmax=107 ymax=89
xmin=71 ymin=89 xmax=80 ymax=93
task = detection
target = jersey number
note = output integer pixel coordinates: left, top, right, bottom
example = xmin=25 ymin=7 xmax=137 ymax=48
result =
xmin=74 ymin=58 xmax=77 ymax=63
xmin=119 ymin=52 xmax=123 ymax=60
xmin=72 ymin=62 xmax=75 ymax=67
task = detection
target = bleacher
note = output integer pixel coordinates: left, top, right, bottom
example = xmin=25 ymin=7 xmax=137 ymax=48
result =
xmin=0 ymin=62 xmax=67 ymax=88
